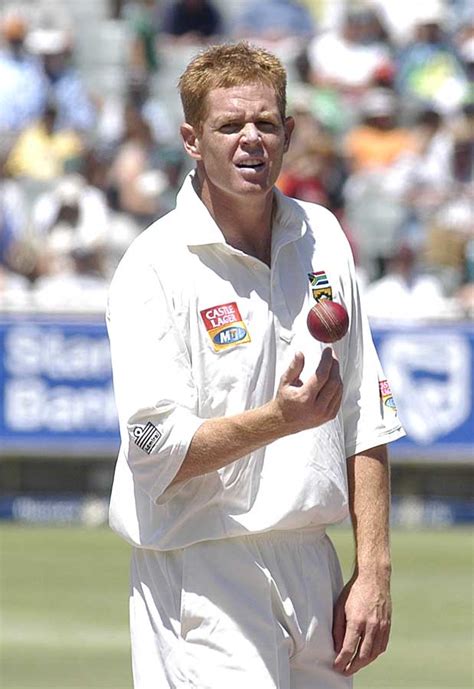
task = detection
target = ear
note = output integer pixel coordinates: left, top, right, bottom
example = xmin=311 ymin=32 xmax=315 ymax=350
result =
xmin=180 ymin=123 xmax=202 ymax=160
xmin=283 ymin=116 xmax=295 ymax=153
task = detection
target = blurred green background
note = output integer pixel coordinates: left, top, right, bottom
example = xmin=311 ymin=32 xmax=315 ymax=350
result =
xmin=1 ymin=525 xmax=472 ymax=689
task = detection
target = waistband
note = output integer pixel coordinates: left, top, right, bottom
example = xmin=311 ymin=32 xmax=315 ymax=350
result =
xmin=236 ymin=525 xmax=327 ymax=547
xmin=133 ymin=525 xmax=328 ymax=555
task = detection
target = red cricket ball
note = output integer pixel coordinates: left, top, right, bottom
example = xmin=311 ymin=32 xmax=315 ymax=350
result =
xmin=307 ymin=300 xmax=349 ymax=343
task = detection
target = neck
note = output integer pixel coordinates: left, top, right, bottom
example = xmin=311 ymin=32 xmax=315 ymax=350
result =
xmin=194 ymin=173 xmax=275 ymax=266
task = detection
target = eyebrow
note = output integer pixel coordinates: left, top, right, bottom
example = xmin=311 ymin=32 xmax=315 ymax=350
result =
xmin=213 ymin=111 xmax=279 ymax=125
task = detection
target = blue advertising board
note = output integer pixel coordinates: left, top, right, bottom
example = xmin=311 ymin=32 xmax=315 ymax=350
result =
xmin=373 ymin=322 xmax=474 ymax=461
xmin=0 ymin=314 xmax=473 ymax=461
xmin=0 ymin=314 xmax=119 ymax=456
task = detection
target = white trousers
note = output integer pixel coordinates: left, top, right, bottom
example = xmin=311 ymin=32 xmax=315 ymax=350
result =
xmin=130 ymin=528 xmax=352 ymax=689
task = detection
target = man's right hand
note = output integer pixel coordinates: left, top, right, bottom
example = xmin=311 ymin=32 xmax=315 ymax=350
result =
xmin=272 ymin=348 xmax=343 ymax=433
xmin=172 ymin=349 xmax=343 ymax=485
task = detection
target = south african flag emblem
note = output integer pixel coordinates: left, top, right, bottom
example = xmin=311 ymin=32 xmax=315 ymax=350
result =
xmin=308 ymin=271 xmax=332 ymax=302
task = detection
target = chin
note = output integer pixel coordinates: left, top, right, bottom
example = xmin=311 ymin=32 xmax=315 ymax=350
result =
xmin=237 ymin=174 xmax=273 ymax=193
xmin=235 ymin=182 xmax=271 ymax=198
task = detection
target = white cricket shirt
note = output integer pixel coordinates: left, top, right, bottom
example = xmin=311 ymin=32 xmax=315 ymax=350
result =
xmin=107 ymin=172 xmax=404 ymax=549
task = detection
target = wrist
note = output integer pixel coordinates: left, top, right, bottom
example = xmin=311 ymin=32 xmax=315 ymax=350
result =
xmin=356 ymin=557 xmax=392 ymax=581
xmin=263 ymin=398 xmax=301 ymax=437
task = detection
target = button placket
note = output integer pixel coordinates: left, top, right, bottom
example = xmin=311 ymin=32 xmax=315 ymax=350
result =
xmin=270 ymin=246 xmax=295 ymax=344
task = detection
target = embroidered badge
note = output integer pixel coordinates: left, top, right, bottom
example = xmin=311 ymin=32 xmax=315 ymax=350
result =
xmin=131 ymin=422 xmax=162 ymax=454
xmin=200 ymin=302 xmax=251 ymax=352
xmin=379 ymin=380 xmax=398 ymax=414
xmin=308 ymin=271 xmax=333 ymax=302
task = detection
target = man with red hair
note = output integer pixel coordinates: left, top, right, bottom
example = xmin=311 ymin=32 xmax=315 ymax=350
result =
xmin=107 ymin=42 xmax=404 ymax=688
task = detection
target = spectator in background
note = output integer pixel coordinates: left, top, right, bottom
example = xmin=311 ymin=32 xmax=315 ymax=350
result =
xmin=0 ymin=155 xmax=33 ymax=308
xmin=291 ymin=52 xmax=348 ymax=134
xmin=387 ymin=108 xmax=453 ymax=252
xmin=366 ymin=0 xmax=437 ymax=47
xmin=364 ymin=243 xmax=451 ymax=321
xmin=397 ymin=109 xmax=452 ymax=190
xmin=161 ymin=0 xmax=223 ymax=44
xmin=125 ymin=0 xmax=161 ymax=79
xmin=456 ymin=25 xmax=474 ymax=113
xmin=343 ymin=89 xmax=415 ymax=281
xmin=5 ymin=101 xmax=83 ymax=181
xmin=106 ymin=102 xmax=166 ymax=225
xmin=30 ymin=173 xmax=109 ymax=263
xmin=395 ymin=1 xmax=469 ymax=115
xmin=111 ymin=0 xmax=128 ymax=21
xmin=278 ymin=141 xmax=329 ymax=207
xmin=456 ymin=234 xmax=474 ymax=318
xmin=277 ymin=97 xmax=347 ymax=214
xmin=30 ymin=170 xmax=141 ymax=280
xmin=0 ymin=10 xmax=44 ymax=135
xmin=385 ymin=108 xmax=472 ymax=290
xmin=232 ymin=0 xmax=315 ymax=44
xmin=344 ymin=89 xmax=414 ymax=173
xmin=25 ymin=26 xmax=97 ymax=133
xmin=0 ymin=151 xmax=39 ymax=288
xmin=77 ymin=147 xmax=111 ymax=197
xmin=151 ymin=145 xmax=190 ymax=216
xmin=423 ymin=116 xmax=474 ymax=295
xmin=0 ymin=203 xmax=17 ymax=271
xmin=0 ymin=263 xmax=30 ymax=308
xmin=33 ymin=243 xmax=109 ymax=311
xmin=96 ymin=75 xmax=175 ymax=152
xmin=296 ymin=6 xmax=397 ymax=135
xmin=26 ymin=173 xmax=109 ymax=311
xmin=0 ymin=155 xmax=28 ymax=267
xmin=306 ymin=9 xmax=392 ymax=97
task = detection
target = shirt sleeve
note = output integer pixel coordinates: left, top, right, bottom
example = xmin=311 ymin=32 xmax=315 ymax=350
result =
xmin=106 ymin=247 xmax=204 ymax=501
xmin=340 ymin=238 xmax=405 ymax=457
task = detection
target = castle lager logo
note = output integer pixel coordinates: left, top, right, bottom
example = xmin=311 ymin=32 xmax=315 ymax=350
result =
xmin=200 ymin=302 xmax=251 ymax=352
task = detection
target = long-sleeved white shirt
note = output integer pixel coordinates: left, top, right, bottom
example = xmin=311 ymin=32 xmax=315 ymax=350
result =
xmin=107 ymin=172 xmax=404 ymax=549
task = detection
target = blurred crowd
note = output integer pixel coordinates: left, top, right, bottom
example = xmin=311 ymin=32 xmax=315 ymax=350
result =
xmin=0 ymin=0 xmax=473 ymax=319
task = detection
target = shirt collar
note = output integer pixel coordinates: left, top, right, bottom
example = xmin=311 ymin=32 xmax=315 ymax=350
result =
xmin=176 ymin=172 xmax=227 ymax=247
xmin=176 ymin=171 xmax=308 ymax=249
xmin=272 ymin=186 xmax=308 ymax=247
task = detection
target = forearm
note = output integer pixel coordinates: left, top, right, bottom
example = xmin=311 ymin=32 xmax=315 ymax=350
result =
xmin=333 ymin=444 xmax=392 ymax=675
xmin=171 ymin=348 xmax=342 ymax=485
xmin=347 ymin=444 xmax=391 ymax=577
xmin=171 ymin=399 xmax=288 ymax=485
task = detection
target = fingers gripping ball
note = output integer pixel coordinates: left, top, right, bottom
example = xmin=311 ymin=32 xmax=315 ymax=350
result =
xmin=307 ymin=301 xmax=349 ymax=343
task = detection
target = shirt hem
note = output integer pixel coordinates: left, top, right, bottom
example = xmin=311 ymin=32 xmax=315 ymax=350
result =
xmin=345 ymin=425 xmax=406 ymax=459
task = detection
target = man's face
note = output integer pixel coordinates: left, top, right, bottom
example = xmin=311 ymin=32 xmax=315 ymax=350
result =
xmin=181 ymin=83 xmax=293 ymax=201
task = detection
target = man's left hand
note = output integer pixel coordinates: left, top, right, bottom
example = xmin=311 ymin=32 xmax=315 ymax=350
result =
xmin=332 ymin=572 xmax=392 ymax=675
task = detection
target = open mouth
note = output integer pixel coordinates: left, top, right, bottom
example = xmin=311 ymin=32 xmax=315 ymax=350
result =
xmin=235 ymin=160 xmax=265 ymax=171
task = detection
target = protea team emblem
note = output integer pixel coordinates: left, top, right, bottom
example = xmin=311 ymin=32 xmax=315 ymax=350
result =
xmin=200 ymin=302 xmax=251 ymax=352
xmin=308 ymin=271 xmax=332 ymax=302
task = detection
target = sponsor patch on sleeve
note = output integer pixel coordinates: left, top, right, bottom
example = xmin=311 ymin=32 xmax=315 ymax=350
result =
xmin=379 ymin=379 xmax=398 ymax=414
xmin=130 ymin=421 xmax=162 ymax=454
xmin=200 ymin=302 xmax=251 ymax=352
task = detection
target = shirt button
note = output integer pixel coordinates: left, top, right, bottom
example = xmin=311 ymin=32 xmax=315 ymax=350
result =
xmin=279 ymin=328 xmax=294 ymax=343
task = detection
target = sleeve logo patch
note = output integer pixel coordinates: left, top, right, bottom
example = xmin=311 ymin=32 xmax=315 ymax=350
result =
xmin=200 ymin=302 xmax=251 ymax=352
xmin=379 ymin=380 xmax=398 ymax=414
xmin=131 ymin=422 xmax=162 ymax=454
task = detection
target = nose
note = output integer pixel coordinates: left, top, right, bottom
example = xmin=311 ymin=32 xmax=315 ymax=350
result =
xmin=241 ymin=123 xmax=260 ymax=144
